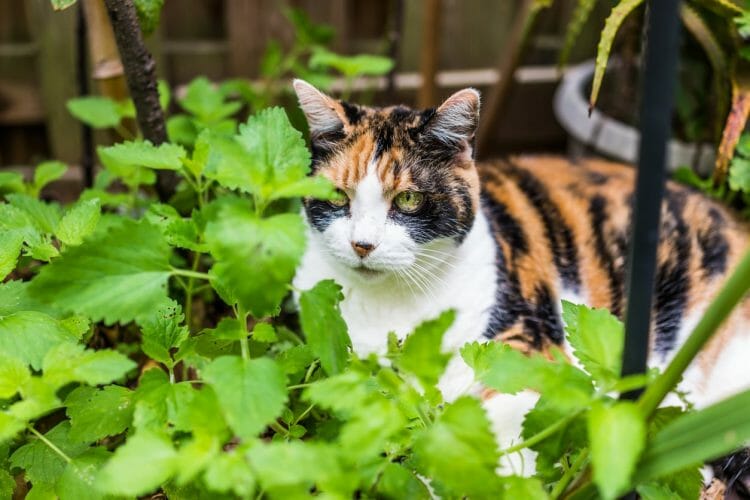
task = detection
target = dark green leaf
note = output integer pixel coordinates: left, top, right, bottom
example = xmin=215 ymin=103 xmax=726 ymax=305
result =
xmin=64 ymin=386 xmax=134 ymax=443
xmin=299 ymin=280 xmax=351 ymax=375
xmin=394 ymin=310 xmax=453 ymax=390
xmin=55 ymin=199 xmax=101 ymax=246
xmin=10 ymin=422 xmax=89 ymax=486
xmin=0 ymin=312 xmax=79 ymax=369
xmin=140 ymin=301 xmax=189 ymax=366
xmin=133 ymin=0 xmax=164 ymax=35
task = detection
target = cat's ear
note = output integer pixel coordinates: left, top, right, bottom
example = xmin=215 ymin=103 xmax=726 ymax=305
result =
xmin=428 ymin=88 xmax=481 ymax=149
xmin=293 ymin=79 xmax=345 ymax=136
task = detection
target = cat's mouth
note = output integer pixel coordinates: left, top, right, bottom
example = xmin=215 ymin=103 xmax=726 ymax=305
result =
xmin=352 ymin=265 xmax=386 ymax=279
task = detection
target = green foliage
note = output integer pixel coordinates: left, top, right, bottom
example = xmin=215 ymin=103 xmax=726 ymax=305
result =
xmin=298 ymin=280 xmax=351 ymax=375
xmin=133 ymin=0 xmax=164 ymax=35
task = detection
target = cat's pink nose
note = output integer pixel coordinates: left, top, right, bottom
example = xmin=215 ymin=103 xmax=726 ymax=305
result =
xmin=351 ymin=241 xmax=376 ymax=258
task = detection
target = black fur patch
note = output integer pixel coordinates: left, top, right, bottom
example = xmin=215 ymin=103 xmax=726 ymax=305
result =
xmin=340 ymin=101 xmax=363 ymax=125
xmin=506 ymin=164 xmax=581 ymax=291
xmin=482 ymin=193 xmax=528 ymax=260
xmin=304 ymin=199 xmax=349 ymax=232
xmin=589 ymin=195 xmax=624 ymax=317
xmin=653 ymin=190 xmax=691 ymax=355
xmin=698 ymin=207 xmax=729 ymax=278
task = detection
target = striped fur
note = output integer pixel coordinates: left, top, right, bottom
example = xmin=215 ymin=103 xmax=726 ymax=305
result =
xmin=292 ymin=83 xmax=750 ymax=483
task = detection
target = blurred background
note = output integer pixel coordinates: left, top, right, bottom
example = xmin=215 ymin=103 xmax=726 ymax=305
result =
xmin=0 ymin=0 xmax=731 ymax=201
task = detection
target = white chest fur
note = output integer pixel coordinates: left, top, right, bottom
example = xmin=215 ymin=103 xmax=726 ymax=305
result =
xmin=294 ymin=210 xmax=498 ymax=389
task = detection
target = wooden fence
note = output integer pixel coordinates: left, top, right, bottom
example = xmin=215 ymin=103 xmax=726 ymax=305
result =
xmin=0 ymin=0 xmax=610 ymax=169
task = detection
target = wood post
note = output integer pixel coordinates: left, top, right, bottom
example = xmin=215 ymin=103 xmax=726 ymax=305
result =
xmin=417 ymin=0 xmax=441 ymax=108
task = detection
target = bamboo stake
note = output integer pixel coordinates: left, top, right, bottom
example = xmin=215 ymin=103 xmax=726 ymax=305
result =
xmin=418 ymin=0 xmax=441 ymax=108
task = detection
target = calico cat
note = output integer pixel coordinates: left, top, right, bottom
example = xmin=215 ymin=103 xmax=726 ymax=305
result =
xmin=291 ymin=80 xmax=750 ymax=484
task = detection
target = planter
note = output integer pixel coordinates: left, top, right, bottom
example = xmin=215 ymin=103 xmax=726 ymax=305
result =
xmin=553 ymin=60 xmax=715 ymax=174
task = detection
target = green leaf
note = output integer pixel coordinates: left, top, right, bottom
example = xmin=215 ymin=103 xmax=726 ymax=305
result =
xmin=299 ymin=280 xmax=351 ymax=375
xmin=589 ymin=0 xmax=645 ymax=109
xmin=29 ymin=218 xmax=173 ymax=325
xmin=204 ymin=108 xmax=331 ymax=204
xmin=55 ymin=199 xmax=101 ymax=246
xmin=636 ymin=483 xmax=681 ymax=500
xmin=0 ymin=233 xmax=23 ymax=280
xmin=729 ymin=156 xmax=750 ymax=192
xmin=140 ymin=301 xmax=189 ymax=366
xmin=64 ymin=386 xmax=134 ymax=443
xmin=0 ymin=171 xmax=25 ymax=195
xmin=0 ymin=468 xmax=14 ymax=499
xmin=558 ymin=0 xmax=597 ymax=68
xmin=413 ymin=396 xmax=500 ymax=497
xmin=202 ymin=356 xmax=287 ymax=440
xmin=145 ymin=203 xmax=206 ymax=252
xmin=56 ymin=448 xmax=110 ymax=500
xmin=462 ymin=341 xmax=593 ymax=410
xmin=252 ymin=323 xmax=277 ymax=343
xmin=96 ymin=430 xmax=177 ymax=496
xmin=98 ymin=140 xmax=186 ymax=171
xmin=10 ymin=422 xmax=89 ymax=486
xmin=205 ymin=200 xmax=306 ymax=318
xmin=133 ymin=0 xmax=164 ymax=35
xmin=588 ymin=401 xmax=646 ymax=499
xmin=33 ymin=161 xmax=68 ymax=195
xmin=636 ymin=388 xmax=750 ymax=482
xmin=0 ymin=312 xmax=79 ymax=369
xmin=310 ymin=48 xmax=394 ymax=77
xmin=67 ymin=97 xmax=121 ymax=128
xmin=50 ymin=0 xmax=77 ymax=10
xmin=562 ymin=301 xmax=623 ymax=387
xmin=394 ymin=310 xmax=454 ymax=390
xmin=167 ymin=114 xmax=198 ymax=146
xmin=6 ymin=194 xmax=61 ymax=234
xmin=0 ymin=354 xmax=31 ymax=399
xmin=203 ymin=448 xmax=257 ymax=497
xmin=42 ymin=343 xmax=136 ymax=387
xmin=180 ymin=77 xmax=242 ymax=123
xmin=0 ymin=280 xmax=59 ymax=317
xmin=375 ymin=462 xmax=431 ymax=500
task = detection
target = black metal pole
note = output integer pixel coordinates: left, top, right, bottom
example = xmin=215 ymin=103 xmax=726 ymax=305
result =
xmin=620 ymin=0 xmax=681 ymax=395
xmin=77 ymin=3 xmax=94 ymax=189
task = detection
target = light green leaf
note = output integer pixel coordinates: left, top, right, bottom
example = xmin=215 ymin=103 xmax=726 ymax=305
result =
xmin=562 ymin=301 xmax=623 ymax=387
xmin=66 ymin=96 xmax=121 ymax=128
xmin=203 ymin=448 xmax=257 ymax=497
xmin=299 ymin=280 xmax=351 ymax=375
xmin=376 ymin=462 xmax=431 ymax=500
xmin=98 ymin=140 xmax=186 ymax=171
xmin=636 ymin=388 xmax=750 ymax=482
xmin=251 ymin=323 xmax=277 ymax=343
xmin=10 ymin=422 xmax=89 ymax=486
xmin=50 ymin=0 xmax=77 ymax=10
xmin=413 ymin=396 xmax=500 ymax=497
xmin=0 ymin=171 xmax=25 ymax=195
xmin=202 ymin=356 xmax=287 ymax=440
xmin=0 ymin=233 xmax=23 ymax=280
xmin=0 ymin=354 xmax=30 ymax=399
xmin=636 ymin=483 xmax=682 ymax=500
xmin=29 ymin=218 xmax=173 ymax=325
xmin=395 ymin=310 xmax=454 ymax=390
xmin=55 ymin=199 xmax=101 ymax=246
xmin=462 ymin=341 xmax=593 ymax=410
xmin=205 ymin=200 xmax=306 ymax=318
xmin=0 ymin=468 xmax=14 ymax=499
xmin=144 ymin=203 xmax=206 ymax=252
xmin=6 ymin=194 xmax=61 ymax=234
xmin=140 ymin=300 xmax=189 ymax=366
xmin=56 ymin=448 xmax=109 ymax=500
xmin=588 ymin=401 xmax=646 ymax=499
xmin=33 ymin=161 xmax=68 ymax=195
xmin=180 ymin=77 xmax=242 ymax=123
xmin=96 ymin=430 xmax=177 ymax=496
xmin=310 ymin=48 xmax=394 ymax=77
xmin=0 ymin=312 xmax=79 ymax=369
xmin=729 ymin=156 xmax=750 ymax=193
xmin=133 ymin=0 xmax=164 ymax=35
xmin=64 ymin=385 xmax=134 ymax=443
xmin=42 ymin=343 xmax=136 ymax=387
xmin=0 ymin=280 xmax=58 ymax=317
xmin=167 ymin=114 xmax=198 ymax=146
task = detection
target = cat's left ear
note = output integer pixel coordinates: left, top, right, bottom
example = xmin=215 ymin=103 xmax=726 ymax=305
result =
xmin=428 ymin=88 xmax=481 ymax=150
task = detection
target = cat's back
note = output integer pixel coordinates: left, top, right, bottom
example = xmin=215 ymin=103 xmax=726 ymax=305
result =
xmin=477 ymin=155 xmax=749 ymax=401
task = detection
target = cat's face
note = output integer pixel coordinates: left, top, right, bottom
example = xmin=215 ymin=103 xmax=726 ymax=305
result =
xmin=294 ymin=80 xmax=481 ymax=283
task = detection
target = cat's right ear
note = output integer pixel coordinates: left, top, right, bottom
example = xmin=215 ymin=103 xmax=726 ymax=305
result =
xmin=293 ymin=80 xmax=345 ymax=137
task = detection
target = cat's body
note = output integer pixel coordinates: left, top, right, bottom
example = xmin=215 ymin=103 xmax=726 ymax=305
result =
xmin=291 ymin=80 xmax=750 ymax=480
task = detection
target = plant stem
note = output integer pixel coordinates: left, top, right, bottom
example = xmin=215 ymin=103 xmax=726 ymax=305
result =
xmin=287 ymin=383 xmax=312 ymax=390
xmin=294 ymin=403 xmax=315 ymax=425
xmin=237 ymin=307 xmax=250 ymax=360
xmin=184 ymin=253 xmax=201 ymax=333
xmin=499 ymin=411 xmax=580 ymax=457
xmin=270 ymin=421 xmax=288 ymax=436
xmin=638 ymin=248 xmax=750 ymax=417
xmin=303 ymin=360 xmax=319 ymax=383
xmin=550 ymin=449 xmax=589 ymax=500
xmin=171 ymin=268 xmax=213 ymax=281
xmin=27 ymin=426 xmax=72 ymax=464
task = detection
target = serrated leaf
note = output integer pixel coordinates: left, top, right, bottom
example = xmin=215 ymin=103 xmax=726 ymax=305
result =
xmin=413 ymin=396 xmax=500 ymax=497
xmin=462 ymin=341 xmax=593 ymax=410
xmin=33 ymin=161 xmax=68 ymax=195
xmin=0 ymin=354 xmax=30 ymax=399
xmin=0 ymin=312 xmax=79 ymax=369
xmin=376 ymin=462 xmax=431 ymax=500
xmin=310 ymin=48 xmax=394 ymax=77
xmin=202 ymin=356 xmax=287 ymax=440
xmin=29 ymin=218 xmax=173 ymax=325
xmin=144 ymin=203 xmax=206 ymax=252
xmin=588 ymin=401 xmax=646 ymax=499
xmin=140 ymin=301 xmax=189 ymax=366
xmin=55 ymin=199 xmax=100 ymax=246
xmin=299 ymin=280 xmax=351 ymax=375
xmin=0 ymin=233 xmax=23 ymax=280
xmin=99 ymin=140 xmax=186 ymax=171
xmin=0 ymin=468 xmax=14 ymax=499
xmin=180 ymin=77 xmax=241 ymax=123
xmin=42 ymin=343 xmax=136 ymax=387
xmin=559 ymin=0 xmax=597 ymax=68
xmin=67 ymin=97 xmax=121 ymax=128
xmin=562 ymin=301 xmax=623 ymax=387
xmin=251 ymin=323 xmax=277 ymax=343
xmin=96 ymin=430 xmax=177 ymax=496
xmin=395 ymin=310 xmax=454 ymax=390
xmin=6 ymin=194 xmax=61 ymax=234
xmin=64 ymin=386 xmax=134 ymax=443
xmin=205 ymin=200 xmax=306 ymax=318
xmin=10 ymin=422 xmax=89 ymax=486
xmin=56 ymin=448 xmax=109 ymax=500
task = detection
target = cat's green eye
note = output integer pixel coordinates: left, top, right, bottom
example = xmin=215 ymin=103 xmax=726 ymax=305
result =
xmin=394 ymin=191 xmax=425 ymax=213
xmin=328 ymin=190 xmax=348 ymax=208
